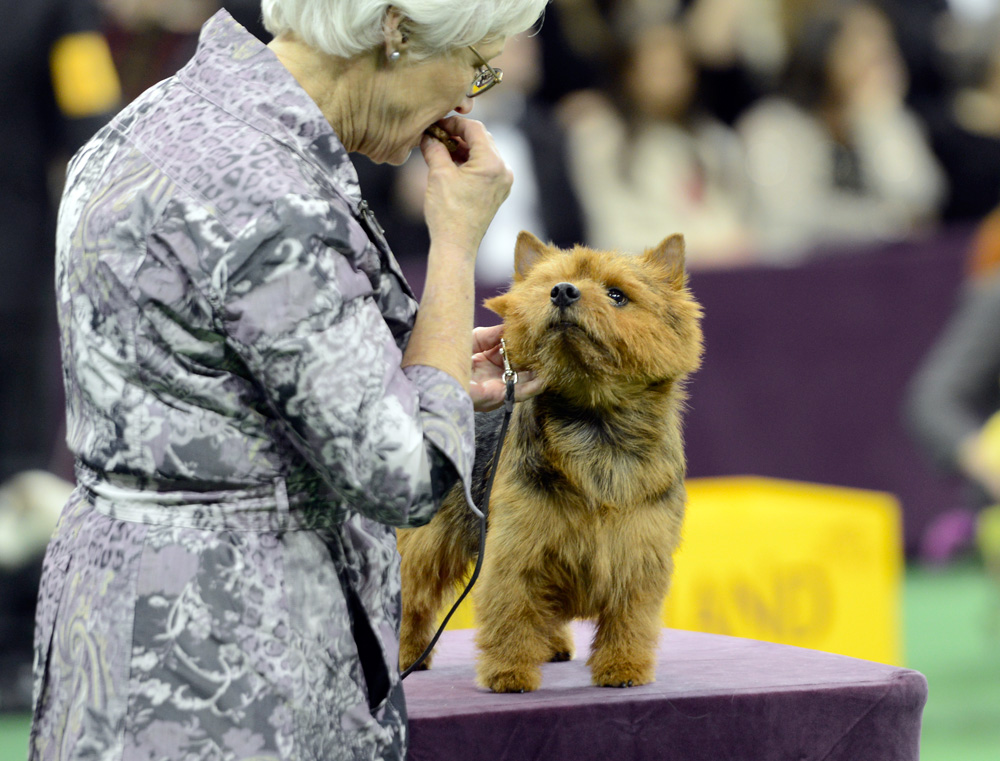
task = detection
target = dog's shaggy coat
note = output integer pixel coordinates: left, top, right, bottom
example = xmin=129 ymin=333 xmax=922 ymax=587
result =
xmin=398 ymin=231 xmax=704 ymax=692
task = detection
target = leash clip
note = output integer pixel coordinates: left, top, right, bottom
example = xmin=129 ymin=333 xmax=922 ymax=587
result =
xmin=499 ymin=338 xmax=517 ymax=386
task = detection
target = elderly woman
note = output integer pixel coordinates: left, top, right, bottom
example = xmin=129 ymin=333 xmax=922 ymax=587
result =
xmin=30 ymin=0 xmax=547 ymax=759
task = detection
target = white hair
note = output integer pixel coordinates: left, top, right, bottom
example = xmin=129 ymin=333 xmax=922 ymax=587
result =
xmin=261 ymin=0 xmax=549 ymax=59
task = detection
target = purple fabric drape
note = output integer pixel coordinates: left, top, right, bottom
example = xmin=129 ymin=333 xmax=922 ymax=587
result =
xmin=680 ymin=232 xmax=972 ymax=555
xmin=403 ymin=624 xmax=927 ymax=761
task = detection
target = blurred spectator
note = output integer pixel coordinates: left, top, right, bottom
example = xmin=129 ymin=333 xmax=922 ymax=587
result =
xmin=683 ymin=0 xmax=786 ymax=124
xmin=925 ymin=27 xmax=1000 ymax=223
xmin=905 ymin=219 xmax=1000 ymax=563
xmin=737 ymin=1 xmax=946 ymax=262
xmin=101 ymin=0 xmax=269 ymax=102
xmin=101 ymin=0 xmax=219 ymax=32
xmin=0 ymin=0 xmax=120 ymax=710
xmin=355 ymin=31 xmax=585 ymax=283
xmin=535 ymin=0 xmax=683 ymax=105
xmin=877 ymin=0 xmax=951 ymax=116
xmin=560 ymin=21 xmax=753 ymax=266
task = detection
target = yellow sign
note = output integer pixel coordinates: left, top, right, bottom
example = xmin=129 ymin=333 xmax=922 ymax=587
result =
xmin=50 ymin=33 xmax=121 ymax=118
xmin=666 ymin=478 xmax=902 ymax=665
xmin=436 ymin=477 xmax=903 ymax=666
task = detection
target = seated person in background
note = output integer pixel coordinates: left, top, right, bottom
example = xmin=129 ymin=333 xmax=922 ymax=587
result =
xmin=683 ymin=0 xmax=786 ymax=125
xmin=560 ymin=20 xmax=753 ymax=268
xmin=736 ymin=0 xmax=946 ymax=263
xmin=535 ymin=0 xmax=685 ymax=105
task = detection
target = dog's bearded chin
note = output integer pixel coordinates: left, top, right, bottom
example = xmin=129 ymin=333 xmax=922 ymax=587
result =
xmin=540 ymin=318 xmax=616 ymax=372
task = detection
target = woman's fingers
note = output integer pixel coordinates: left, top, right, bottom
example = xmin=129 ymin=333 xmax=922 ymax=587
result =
xmin=472 ymin=324 xmax=504 ymax=355
xmin=511 ymin=369 xmax=544 ymax=401
xmin=421 ymin=117 xmax=513 ymax=255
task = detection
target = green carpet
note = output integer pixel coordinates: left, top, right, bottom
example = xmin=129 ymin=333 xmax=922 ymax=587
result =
xmin=0 ymin=715 xmax=29 ymax=761
xmin=1 ymin=561 xmax=997 ymax=760
xmin=904 ymin=559 xmax=1000 ymax=761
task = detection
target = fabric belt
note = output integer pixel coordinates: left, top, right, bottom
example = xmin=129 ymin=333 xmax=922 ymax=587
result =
xmin=75 ymin=462 xmax=345 ymax=532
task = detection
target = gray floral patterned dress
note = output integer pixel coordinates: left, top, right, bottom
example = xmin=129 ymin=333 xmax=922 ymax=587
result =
xmin=30 ymin=11 xmax=475 ymax=761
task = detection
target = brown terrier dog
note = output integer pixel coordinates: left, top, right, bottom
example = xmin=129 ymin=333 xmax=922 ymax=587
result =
xmin=398 ymin=231 xmax=703 ymax=692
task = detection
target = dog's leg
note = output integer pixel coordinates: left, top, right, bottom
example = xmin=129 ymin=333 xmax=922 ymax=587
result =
xmin=587 ymin=594 xmax=662 ymax=687
xmin=548 ymin=622 xmax=574 ymax=662
xmin=398 ymin=518 xmax=472 ymax=671
xmin=474 ymin=562 xmax=556 ymax=692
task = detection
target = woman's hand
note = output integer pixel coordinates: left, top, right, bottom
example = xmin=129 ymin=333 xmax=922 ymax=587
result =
xmin=402 ymin=123 xmax=515 ymax=399
xmin=468 ymin=325 xmax=544 ymax=412
xmin=420 ymin=116 xmax=513 ymax=257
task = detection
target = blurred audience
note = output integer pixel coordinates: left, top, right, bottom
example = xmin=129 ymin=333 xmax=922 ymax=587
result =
xmin=924 ymin=29 xmax=1000 ymax=223
xmin=101 ymin=0 xmax=269 ymax=101
xmin=683 ymin=0 xmax=787 ymax=124
xmin=85 ymin=0 xmax=1000 ymax=266
xmin=560 ymin=21 xmax=753 ymax=266
xmin=0 ymin=0 xmax=120 ymax=711
xmin=535 ymin=0 xmax=683 ymax=104
xmin=877 ymin=0 xmax=951 ymax=117
xmin=736 ymin=1 xmax=947 ymax=262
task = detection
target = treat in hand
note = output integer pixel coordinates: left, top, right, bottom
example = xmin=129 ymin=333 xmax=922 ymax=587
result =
xmin=424 ymin=124 xmax=460 ymax=154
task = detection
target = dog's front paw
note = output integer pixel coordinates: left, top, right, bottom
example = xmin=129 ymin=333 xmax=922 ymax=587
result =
xmin=590 ymin=661 xmax=654 ymax=688
xmin=478 ymin=665 xmax=542 ymax=693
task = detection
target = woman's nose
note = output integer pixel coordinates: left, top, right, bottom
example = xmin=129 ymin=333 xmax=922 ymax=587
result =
xmin=454 ymin=96 xmax=474 ymax=115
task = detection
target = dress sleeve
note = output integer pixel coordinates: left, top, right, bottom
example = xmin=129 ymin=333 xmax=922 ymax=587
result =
xmin=216 ymin=193 xmax=475 ymax=527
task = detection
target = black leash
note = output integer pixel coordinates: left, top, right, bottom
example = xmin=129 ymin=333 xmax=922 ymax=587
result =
xmin=400 ymin=340 xmax=517 ymax=679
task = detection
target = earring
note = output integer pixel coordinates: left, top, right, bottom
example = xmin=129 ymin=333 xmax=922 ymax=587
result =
xmin=389 ymin=50 xmax=401 ymax=62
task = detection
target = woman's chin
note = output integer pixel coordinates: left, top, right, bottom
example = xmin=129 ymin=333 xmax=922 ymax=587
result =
xmin=391 ymin=145 xmax=418 ymax=166
xmin=369 ymin=143 xmax=415 ymax=167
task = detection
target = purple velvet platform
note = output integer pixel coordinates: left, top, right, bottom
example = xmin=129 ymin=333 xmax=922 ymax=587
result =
xmin=403 ymin=625 xmax=927 ymax=761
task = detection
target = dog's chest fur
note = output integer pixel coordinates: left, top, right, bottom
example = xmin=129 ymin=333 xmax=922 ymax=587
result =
xmin=501 ymin=390 xmax=682 ymax=514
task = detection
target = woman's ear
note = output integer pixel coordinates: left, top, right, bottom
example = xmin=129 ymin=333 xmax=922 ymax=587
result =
xmin=382 ymin=7 xmax=408 ymax=61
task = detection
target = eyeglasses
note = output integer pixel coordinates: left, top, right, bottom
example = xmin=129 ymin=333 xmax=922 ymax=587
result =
xmin=467 ymin=46 xmax=503 ymax=98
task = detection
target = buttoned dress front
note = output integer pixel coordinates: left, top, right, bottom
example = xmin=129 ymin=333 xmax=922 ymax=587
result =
xmin=30 ymin=12 xmax=475 ymax=761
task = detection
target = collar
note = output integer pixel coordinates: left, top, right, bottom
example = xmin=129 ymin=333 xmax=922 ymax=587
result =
xmin=177 ymin=10 xmax=364 ymax=208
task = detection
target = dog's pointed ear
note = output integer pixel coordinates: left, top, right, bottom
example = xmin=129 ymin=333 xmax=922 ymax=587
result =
xmin=644 ymin=234 xmax=687 ymax=290
xmin=483 ymin=291 xmax=507 ymax=318
xmin=513 ymin=231 xmax=550 ymax=281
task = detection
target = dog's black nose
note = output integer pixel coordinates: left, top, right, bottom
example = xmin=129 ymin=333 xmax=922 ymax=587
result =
xmin=551 ymin=282 xmax=581 ymax=308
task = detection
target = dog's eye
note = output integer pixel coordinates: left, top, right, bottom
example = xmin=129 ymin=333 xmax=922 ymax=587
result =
xmin=608 ymin=287 xmax=629 ymax=306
